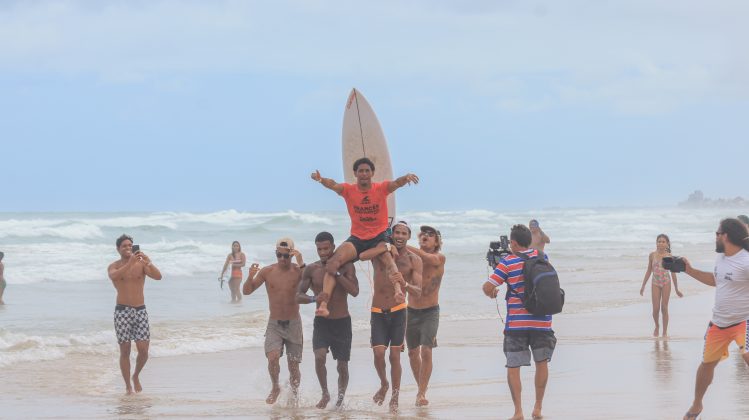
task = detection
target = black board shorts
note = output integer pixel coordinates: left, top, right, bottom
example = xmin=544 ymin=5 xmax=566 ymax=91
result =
xmin=370 ymin=306 xmax=406 ymax=348
xmin=313 ymin=315 xmax=353 ymax=361
xmin=346 ymin=231 xmax=389 ymax=257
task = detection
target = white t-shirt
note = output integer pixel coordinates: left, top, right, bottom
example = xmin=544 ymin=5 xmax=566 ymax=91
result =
xmin=712 ymin=249 xmax=749 ymax=327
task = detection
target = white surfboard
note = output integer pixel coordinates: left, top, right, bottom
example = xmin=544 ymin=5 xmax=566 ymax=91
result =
xmin=341 ymin=88 xmax=396 ymax=223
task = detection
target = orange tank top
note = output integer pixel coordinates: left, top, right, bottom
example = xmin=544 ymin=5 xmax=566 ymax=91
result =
xmin=340 ymin=181 xmax=392 ymax=240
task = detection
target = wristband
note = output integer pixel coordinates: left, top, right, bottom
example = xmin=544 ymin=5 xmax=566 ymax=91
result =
xmin=309 ymin=295 xmax=316 ymax=303
xmin=299 ymin=263 xmax=306 ymax=269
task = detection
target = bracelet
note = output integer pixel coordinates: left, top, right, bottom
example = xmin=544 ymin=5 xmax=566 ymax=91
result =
xmin=299 ymin=263 xmax=306 ymax=269
xmin=309 ymin=295 xmax=316 ymax=303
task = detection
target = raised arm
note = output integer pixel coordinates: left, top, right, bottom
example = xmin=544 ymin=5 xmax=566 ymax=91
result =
xmin=684 ymin=258 xmax=716 ymax=287
xmin=336 ymin=263 xmax=359 ymax=297
xmin=311 ymin=170 xmax=344 ymax=194
xmin=386 ymin=173 xmax=420 ymax=194
xmin=404 ymin=255 xmax=423 ymax=297
xmin=406 ymin=245 xmax=445 ymax=267
xmin=138 ymin=253 xmax=162 ymax=280
xmin=296 ymin=266 xmax=315 ymax=304
xmin=108 ymin=257 xmax=135 ymax=283
xmin=243 ymin=264 xmax=265 ymax=295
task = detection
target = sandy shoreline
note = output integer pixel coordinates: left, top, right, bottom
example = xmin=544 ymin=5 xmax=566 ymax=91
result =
xmin=3 ymin=289 xmax=749 ymax=419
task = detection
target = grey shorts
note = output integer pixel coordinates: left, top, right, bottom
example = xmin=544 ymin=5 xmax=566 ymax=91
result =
xmin=114 ymin=304 xmax=150 ymax=344
xmin=503 ymin=330 xmax=556 ymax=368
xmin=406 ymin=305 xmax=439 ymax=349
xmin=265 ymin=319 xmax=303 ymax=363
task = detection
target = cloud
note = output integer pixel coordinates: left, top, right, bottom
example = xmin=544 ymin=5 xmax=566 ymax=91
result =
xmin=0 ymin=0 xmax=747 ymax=115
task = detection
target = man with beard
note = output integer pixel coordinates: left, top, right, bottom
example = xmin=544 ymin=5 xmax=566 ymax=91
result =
xmin=681 ymin=218 xmax=749 ymax=420
xmin=405 ymin=225 xmax=446 ymax=406
xmin=297 ymin=232 xmax=359 ymax=409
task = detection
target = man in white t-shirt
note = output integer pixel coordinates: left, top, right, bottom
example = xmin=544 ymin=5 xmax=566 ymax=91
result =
xmin=681 ymin=218 xmax=749 ymax=420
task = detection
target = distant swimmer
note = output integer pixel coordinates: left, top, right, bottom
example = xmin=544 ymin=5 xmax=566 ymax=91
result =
xmin=220 ymin=241 xmax=246 ymax=303
xmin=639 ymin=234 xmax=683 ymax=337
xmin=310 ymin=157 xmax=419 ymax=317
xmin=243 ymin=238 xmax=305 ymax=405
xmin=0 ymin=251 xmax=6 ymax=304
xmin=680 ymin=219 xmax=749 ymax=420
xmin=107 ymin=235 xmax=163 ymax=395
xmin=529 ymin=219 xmax=550 ymax=252
xmin=296 ymin=232 xmax=359 ymax=409
xmin=360 ymin=220 xmax=422 ymax=413
xmin=405 ymin=225 xmax=446 ymax=407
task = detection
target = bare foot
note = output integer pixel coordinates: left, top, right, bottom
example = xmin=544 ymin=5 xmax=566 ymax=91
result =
xmin=389 ymin=395 xmax=399 ymax=414
xmin=373 ymin=382 xmax=389 ymax=405
xmin=683 ymin=403 xmax=702 ymax=419
xmin=316 ymin=392 xmax=330 ymax=409
xmin=125 ymin=387 xmax=134 ymax=395
xmin=315 ymin=304 xmax=330 ymax=318
xmin=132 ymin=375 xmax=142 ymax=393
xmin=335 ymin=393 xmax=345 ymax=408
xmin=508 ymin=414 xmax=524 ymax=420
xmin=416 ymin=393 xmax=429 ymax=407
xmin=266 ymin=386 xmax=281 ymax=404
xmin=653 ymin=326 xmax=659 ymax=337
xmin=532 ymin=406 xmax=543 ymax=419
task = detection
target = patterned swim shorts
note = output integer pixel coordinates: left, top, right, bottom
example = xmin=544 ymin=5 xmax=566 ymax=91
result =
xmin=114 ymin=304 xmax=150 ymax=344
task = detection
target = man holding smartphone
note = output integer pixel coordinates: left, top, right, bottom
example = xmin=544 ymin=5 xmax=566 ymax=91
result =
xmin=107 ymin=234 xmax=163 ymax=394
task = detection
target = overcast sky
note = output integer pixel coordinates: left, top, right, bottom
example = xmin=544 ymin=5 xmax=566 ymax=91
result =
xmin=1 ymin=0 xmax=747 ymax=212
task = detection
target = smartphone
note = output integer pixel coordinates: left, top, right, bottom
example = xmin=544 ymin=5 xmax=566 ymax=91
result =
xmin=132 ymin=245 xmax=141 ymax=254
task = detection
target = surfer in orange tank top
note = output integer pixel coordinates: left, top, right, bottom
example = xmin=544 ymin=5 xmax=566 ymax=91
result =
xmin=311 ymin=157 xmax=419 ymax=317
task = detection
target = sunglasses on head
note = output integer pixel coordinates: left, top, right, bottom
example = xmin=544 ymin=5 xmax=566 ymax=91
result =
xmin=276 ymin=251 xmax=291 ymax=259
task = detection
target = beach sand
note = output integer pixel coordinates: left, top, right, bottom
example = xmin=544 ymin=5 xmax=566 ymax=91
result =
xmin=3 ymin=290 xmax=749 ymax=419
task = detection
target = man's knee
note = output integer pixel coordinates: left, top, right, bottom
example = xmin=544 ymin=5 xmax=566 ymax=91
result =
xmin=267 ymin=350 xmax=281 ymax=363
xmin=421 ymin=346 xmax=433 ymax=361
xmin=373 ymin=346 xmax=387 ymax=360
xmin=314 ymin=349 xmax=327 ymax=366
xmin=408 ymin=347 xmax=419 ymax=359
xmin=119 ymin=342 xmax=132 ymax=357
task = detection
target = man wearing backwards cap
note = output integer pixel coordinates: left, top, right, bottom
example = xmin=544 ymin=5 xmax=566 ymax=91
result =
xmin=405 ymin=225 xmax=446 ymax=407
xmin=360 ymin=220 xmax=422 ymax=413
xmin=243 ymin=237 xmax=306 ymax=405
xmin=311 ymin=157 xmax=419 ymax=317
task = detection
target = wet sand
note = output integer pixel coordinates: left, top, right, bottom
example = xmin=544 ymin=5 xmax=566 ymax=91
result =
xmin=2 ymin=290 xmax=749 ymax=419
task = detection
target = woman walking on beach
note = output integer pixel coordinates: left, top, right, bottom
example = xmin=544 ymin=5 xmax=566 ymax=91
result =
xmin=640 ymin=234 xmax=683 ymax=337
xmin=221 ymin=241 xmax=246 ymax=303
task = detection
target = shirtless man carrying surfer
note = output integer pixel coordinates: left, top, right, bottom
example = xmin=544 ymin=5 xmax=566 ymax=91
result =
xmin=296 ymin=232 xmax=359 ymax=408
xmin=405 ymin=225 xmax=446 ymax=406
xmin=243 ymin=238 xmax=305 ymax=405
xmin=310 ymin=157 xmax=419 ymax=318
xmin=361 ymin=221 xmax=422 ymax=413
xmin=107 ymin=234 xmax=163 ymax=394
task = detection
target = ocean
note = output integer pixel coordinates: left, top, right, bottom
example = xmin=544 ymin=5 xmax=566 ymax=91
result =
xmin=0 ymin=207 xmax=743 ymax=369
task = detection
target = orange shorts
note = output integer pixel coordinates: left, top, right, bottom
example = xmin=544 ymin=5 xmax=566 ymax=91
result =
xmin=702 ymin=321 xmax=748 ymax=363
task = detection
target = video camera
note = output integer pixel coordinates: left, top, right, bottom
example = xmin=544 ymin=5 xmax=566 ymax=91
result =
xmin=662 ymin=256 xmax=686 ymax=273
xmin=486 ymin=235 xmax=511 ymax=268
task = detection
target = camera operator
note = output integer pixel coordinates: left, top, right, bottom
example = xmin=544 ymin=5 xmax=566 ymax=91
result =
xmin=481 ymin=224 xmax=556 ymax=420
xmin=681 ymin=218 xmax=749 ymax=420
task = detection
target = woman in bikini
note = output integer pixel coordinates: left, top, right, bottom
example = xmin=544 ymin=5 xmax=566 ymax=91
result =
xmin=640 ymin=234 xmax=683 ymax=337
xmin=220 ymin=241 xmax=246 ymax=303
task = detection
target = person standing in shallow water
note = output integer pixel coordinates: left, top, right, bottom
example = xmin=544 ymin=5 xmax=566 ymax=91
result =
xmin=640 ymin=234 xmax=683 ymax=337
xmin=107 ymin=234 xmax=163 ymax=395
xmin=220 ymin=241 xmax=246 ymax=303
